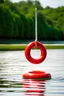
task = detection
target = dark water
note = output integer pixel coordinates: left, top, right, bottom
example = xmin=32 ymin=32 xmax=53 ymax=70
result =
xmin=0 ymin=39 xmax=64 ymax=44
xmin=0 ymin=49 xmax=64 ymax=96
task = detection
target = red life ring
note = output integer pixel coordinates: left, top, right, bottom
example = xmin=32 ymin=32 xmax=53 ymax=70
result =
xmin=25 ymin=41 xmax=47 ymax=64
xmin=23 ymin=70 xmax=51 ymax=80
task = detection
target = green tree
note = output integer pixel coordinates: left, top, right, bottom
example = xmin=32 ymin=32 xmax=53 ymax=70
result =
xmin=0 ymin=0 xmax=64 ymax=40
xmin=0 ymin=0 xmax=4 ymax=3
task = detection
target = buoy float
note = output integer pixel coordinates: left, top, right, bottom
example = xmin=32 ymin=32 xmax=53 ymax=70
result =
xmin=23 ymin=8 xmax=51 ymax=81
xmin=25 ymin=41 xmax=47 ymax=64
xmin=23 ymin=70 xmax=51 ymax=80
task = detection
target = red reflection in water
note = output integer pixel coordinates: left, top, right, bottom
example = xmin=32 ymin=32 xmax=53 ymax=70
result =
xmin=23 ymin=79 xmax=46 ymax=96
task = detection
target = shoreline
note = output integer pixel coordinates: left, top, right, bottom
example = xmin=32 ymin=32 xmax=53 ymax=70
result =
xmin=0 ymin=44 xmax=64 ymax=51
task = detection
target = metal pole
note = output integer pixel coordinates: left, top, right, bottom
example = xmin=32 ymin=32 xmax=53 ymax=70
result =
xmin=35 ymin=8 xmax=38 ymax=42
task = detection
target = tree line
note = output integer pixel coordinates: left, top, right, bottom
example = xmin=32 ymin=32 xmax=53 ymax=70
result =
xmin=0 ymin=0 xmax=64 ymax=40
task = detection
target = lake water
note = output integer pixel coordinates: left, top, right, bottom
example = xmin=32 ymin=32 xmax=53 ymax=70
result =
xmin=0 ymin=49 xmax=64 ymax=96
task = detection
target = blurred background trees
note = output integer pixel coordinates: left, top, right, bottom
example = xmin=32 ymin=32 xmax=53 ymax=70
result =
xmin=0 ymin=0 xmax=64 ymax=40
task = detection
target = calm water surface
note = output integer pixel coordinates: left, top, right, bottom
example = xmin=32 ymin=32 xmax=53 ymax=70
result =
xmin=0 ymin=49 xmax=64 ymax=96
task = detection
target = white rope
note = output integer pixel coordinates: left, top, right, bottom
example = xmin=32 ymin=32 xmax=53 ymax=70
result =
xmin=35 ymin=8 xmax=38 ymax=42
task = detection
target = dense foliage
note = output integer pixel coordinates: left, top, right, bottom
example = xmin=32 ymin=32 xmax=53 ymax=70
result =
xmin=0 ymin=0 xmax=64 ymax=40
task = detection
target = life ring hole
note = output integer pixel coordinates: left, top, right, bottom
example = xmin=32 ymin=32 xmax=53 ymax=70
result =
xmin=31 ymin=48 xmax=41 ymax=59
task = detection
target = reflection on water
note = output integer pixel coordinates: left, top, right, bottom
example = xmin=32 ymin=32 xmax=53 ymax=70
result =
xmin=0 ymin=49 xmax=64 ymax=96
xmin=23 ymin=79 xmax=46 ymax=96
